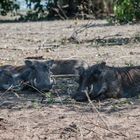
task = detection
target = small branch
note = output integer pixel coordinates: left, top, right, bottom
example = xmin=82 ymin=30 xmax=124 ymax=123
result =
xmin=52 ymin=74 xmax=79 ymax=78
xmin=85 ymin=92 xmax=109 ymax=129
xmin=25 ymin=56 xmax=44 ymax=60
xmin=69 ymin=20 xmax=94 ymax=43
xmin=84 ymin=119 xmax=127 ymax=137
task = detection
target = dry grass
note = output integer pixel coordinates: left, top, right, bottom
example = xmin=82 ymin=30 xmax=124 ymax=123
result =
xmin=0 ymin=19 xmax=140 ymax=140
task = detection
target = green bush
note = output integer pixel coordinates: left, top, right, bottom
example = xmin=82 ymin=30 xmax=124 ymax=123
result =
xmin=0 ymin=0 xmax=19 ymax=16
xmin=134 ymin=0 xmax=140 ymax=20
xmin=19 ymin=10 xmax=48 ymax=21
xmin=114 ymin=0 xmax=140 ymax=23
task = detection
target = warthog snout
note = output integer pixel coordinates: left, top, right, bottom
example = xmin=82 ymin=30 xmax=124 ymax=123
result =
xmin=72 ymin=90 xmax=89 ymax=102
xmin=33 ymin=77 xmax=54 ymax=91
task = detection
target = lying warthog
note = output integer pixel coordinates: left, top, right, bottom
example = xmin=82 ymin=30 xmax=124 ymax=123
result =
xmin=0 ymin=69 xmax=21 ymax=91
xmin=0 ymin=60 xmax=54 ymax=92
xmin=50 ymin=59 xmax=89 ymax=75
xmin=73 ymin=62 xmax=140 ymax=102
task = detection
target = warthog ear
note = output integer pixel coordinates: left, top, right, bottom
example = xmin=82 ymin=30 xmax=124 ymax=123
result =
xmin=100 ymin=61 xmax=106 ymax=69
xmin=101 ymin=61 xmax=106 ymax=66
xmin=25 ymin=60 xmax=33 ymax=67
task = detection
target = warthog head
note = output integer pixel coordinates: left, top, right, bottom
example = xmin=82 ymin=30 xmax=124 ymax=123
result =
xmin=0 ymin=69 xmax=21 ymax=91
xmin=20 ymin=60 xmax=54 ymax=92
xmin=73 ymin=62 xmax=106 ymax=102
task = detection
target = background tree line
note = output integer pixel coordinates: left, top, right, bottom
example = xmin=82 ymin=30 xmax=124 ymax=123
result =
xmin=0 ymin=0 xmax=140 ymax=23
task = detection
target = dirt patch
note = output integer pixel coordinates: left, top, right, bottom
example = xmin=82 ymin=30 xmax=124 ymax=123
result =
xmin=0 ymin=20 xmax=140 ymax=139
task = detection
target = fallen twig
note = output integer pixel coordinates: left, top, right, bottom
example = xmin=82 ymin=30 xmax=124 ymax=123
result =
xmin=83 ymin=116 xmax=127 ymax=137
xmin=69 ymin=20 xmax=94 ymax=43
xmin=85 ymin=92 xmax=109 ymax=129
xmin=52 ymin=74 xmax=79 ymax=78
xmin=25 ymin=56 xmax=44 ymax=60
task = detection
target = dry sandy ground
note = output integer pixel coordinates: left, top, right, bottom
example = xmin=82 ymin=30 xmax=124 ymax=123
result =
xmin=0 ymin=20 xmax=140 ymax=140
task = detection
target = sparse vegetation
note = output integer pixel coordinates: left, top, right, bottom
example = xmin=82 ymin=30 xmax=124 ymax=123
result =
xmin=113 ymin=0 xmax=140 ymax=23
xmin=45 ymin=92 xmax=55 ymax=104
xmin=19 ymin=9 xmax=48 ymax=21
xmin=125 ymin=61 xmax=134 ymax=67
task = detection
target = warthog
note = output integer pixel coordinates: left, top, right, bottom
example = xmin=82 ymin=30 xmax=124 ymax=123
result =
xmin=50 ymin=59 xmax=89 ymax=75
xmin=0 ymin=60 xmax=54 ymax=92
xmin=0 ymin=69 xmax=21 ymax=91
xmin=73 ymin=62 xmax=140 ymax=102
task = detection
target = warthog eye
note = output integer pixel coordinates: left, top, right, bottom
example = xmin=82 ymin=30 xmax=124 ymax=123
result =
xmin=94 ymin=69 xmax=101 ymax=75
xmin=30 ymin=65 xmax=36 ymax=70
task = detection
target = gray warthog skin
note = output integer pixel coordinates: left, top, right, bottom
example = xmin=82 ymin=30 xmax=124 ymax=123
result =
xmin=74 ymin=62 xmax=140 ymax=102
xmin=0 ymin=69 xmax=21 ymax=91
xmin=0 ymin=60 xmax=54 ymax=92
xmin=49 ymin=59 xmax=89 ymax=75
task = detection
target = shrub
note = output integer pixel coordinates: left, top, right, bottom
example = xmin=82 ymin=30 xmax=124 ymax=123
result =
xmin=113 ymin=0 xmax=140 ymax=23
